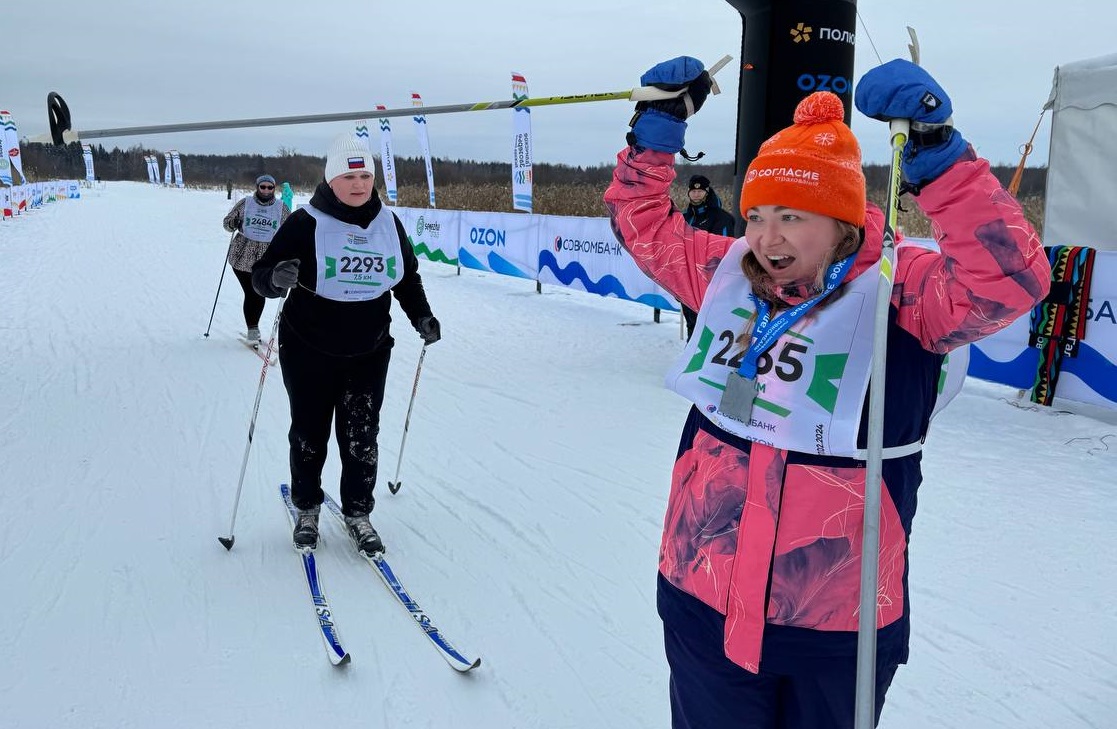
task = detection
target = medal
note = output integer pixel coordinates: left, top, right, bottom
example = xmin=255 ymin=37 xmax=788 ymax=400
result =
xmin=719 ymin=371 xmax=758 ymax=423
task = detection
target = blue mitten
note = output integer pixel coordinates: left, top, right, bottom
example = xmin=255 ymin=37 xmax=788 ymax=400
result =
xmin=628 ymin=56 xmax=711 ymax=154
xmin=854 ymin=59 xmax=968 ymax=186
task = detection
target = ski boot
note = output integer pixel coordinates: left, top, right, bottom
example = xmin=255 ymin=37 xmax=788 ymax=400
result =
xmin=292 ymin=505 xmax=320 ymax=550
xmin=344 ymin=514 xmax=384 ymax=557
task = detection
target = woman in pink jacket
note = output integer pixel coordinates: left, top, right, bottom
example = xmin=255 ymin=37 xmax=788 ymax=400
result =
xmin=604 ymin=58 xmax=1051 ymax=728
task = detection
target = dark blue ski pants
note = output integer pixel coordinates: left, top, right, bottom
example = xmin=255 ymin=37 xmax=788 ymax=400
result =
xmin=658 ymin=575 xmax=899 ymax=729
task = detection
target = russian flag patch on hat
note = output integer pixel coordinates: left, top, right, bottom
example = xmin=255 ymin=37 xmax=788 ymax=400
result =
xmin=325 ymin=133 xmax=377 ymax=183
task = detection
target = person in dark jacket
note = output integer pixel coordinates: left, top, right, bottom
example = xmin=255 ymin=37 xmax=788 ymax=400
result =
xmin=679 ymin=175 xmax=737 ymax=338
xmin=252 ymin=133 xmax=440 ymax=556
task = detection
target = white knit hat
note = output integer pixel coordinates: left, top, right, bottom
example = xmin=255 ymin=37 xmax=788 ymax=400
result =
xmin=324 ymin=133 xmax=376 ymax=184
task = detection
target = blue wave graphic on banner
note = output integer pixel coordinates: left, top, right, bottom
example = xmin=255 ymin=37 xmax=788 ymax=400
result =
xmin=968 ymin=341 xmax=1117 ymax=404
xmin=538 ymin=250 xmax=678 ymax=310
xmin=459 ymin=248 xmax=533 ymax=279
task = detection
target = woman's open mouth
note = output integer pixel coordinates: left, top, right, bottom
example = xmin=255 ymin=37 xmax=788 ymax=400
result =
xmin=767 ymin=254 xmax=794 ymax=271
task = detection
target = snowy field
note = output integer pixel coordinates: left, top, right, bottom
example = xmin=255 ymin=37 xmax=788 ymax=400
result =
xmin=1 ymin=182 xmax=1114 ymax=728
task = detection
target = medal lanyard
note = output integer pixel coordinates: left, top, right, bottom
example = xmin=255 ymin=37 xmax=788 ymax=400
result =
xmin=736 ymin=254 xmax=857 ymax=379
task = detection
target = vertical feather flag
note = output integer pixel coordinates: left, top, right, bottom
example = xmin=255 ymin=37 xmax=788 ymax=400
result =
xmin=171 ymin=151 xmax=184 ymax=188
xmin=1 ymin=111 xmax=26 ymax=184
xmin=82 ymin=144 xmax=96 ymax=182
xmin=376 ymin=105 xmax=398 ymax=205
xmin=511 ymin=72 xmax=533 ymax=213
xmin=163 ymin=153 xmax=172 ymax=186
xmin=355 ymin=120 xmax=371 ymax=150
xmin=411 ymin=93 xmax=436 ymax=208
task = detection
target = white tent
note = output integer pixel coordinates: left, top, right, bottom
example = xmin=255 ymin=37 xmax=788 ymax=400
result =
xmin=1043 ymin=53 xmax=1117 ymax=251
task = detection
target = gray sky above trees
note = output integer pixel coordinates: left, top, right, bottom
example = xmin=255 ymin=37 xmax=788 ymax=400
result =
xmin=5 ymin=0 xmax=1110 ymax=168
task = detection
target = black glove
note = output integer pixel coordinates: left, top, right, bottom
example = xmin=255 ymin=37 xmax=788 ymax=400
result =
xmin=417 ymin=316 xmax=441 ymax=345
xmin=271 ymin=259 xmax=300 ymax=290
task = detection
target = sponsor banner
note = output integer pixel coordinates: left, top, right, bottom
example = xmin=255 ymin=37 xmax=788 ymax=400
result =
xmin=68 ymin=180 xmax=81 ymax=199
xmin=968 ymin=249 xmax=1117 ymax=409
xmin=458 ymin=210 xmax=538 ymax=278
xmin=511 ymin=72 xmax=533 ymax=213
xmin=355 ymin=120 xmax=370 ymax=149
xmin=171 ymin=151 xmax=184 ymax=188
xmin=772 ymin=1 xmax=857 ymax=123
xmin=82 ymin=144 xmax=95 ymax=182
xmin=163 ymin=153 xmax=172 ymax=186
xmin=1 ymin=111 xmax=26 ymax=183
xmin=376 ymin=105 xmax=398 ymax=204
xmin=536 ymin=214 xmax=678 ymax=310
xmin=411 ymin=93 xmax=436 ymax=207
xmin=394 ymin=206 xmax=460 ymax=266
xmin=1 ymin=185 xmax=9 ymax=218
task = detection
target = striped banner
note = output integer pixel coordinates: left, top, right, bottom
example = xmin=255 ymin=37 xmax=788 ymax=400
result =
xmin=376 ymin=105 xmax=398 ymax=204
xmin=511 ymin=72 xmax=533 ymax=213
xmin=411 ymin=93 xmax=436 ymax=208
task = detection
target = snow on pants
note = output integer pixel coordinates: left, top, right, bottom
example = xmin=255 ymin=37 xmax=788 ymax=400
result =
xmin=279 ymin=328 xmax=391 ymax=517
xmin=657 ymin=574 xmax=899 ymax=729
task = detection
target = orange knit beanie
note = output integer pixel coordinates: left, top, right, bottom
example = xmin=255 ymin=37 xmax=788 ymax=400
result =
xmin=739 ymin=91 xmax=866 ymax=227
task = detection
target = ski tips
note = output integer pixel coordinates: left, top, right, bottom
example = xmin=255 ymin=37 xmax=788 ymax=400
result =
xmin=388 ymin=480 xmax=402 ymax=495
xmin=455 ymin=657 xmax=482 ymax=673
xmin=218 ymin=535 xmax=235 ymax=551
xmin=334 ymin=652 xmax=352 ymax=667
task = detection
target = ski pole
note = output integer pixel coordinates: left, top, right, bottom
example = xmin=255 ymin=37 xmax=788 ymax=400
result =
xmin=203 ymin=233 xmax=234 ymax=338
xmin=218 ymin=297 xmax=285 ymax=551
xmin=853 ymin=28 xmax=918 ymax=729
xmin=41 ymin=56 xmax=733 ymax=144
xmin=387 ymin=345 xmax=428 ymax=495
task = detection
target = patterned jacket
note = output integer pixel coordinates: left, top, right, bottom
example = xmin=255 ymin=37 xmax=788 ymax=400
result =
xmin=604 ymin=146 xmax=1050 ymax=673
xmin=223 ymin=194 xmax=291 ymax=272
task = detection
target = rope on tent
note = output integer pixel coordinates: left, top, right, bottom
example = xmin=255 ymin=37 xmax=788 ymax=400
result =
xmin=1008 ymin=108 xmax=1048 ymax=197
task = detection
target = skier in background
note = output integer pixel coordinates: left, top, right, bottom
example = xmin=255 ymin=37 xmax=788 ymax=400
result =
xmin=222 ymin=174 xmax=290 ymax=346
xmin=280 ymin=181 xmax=294 ymax=213
xmin=252 ymin=134 xmax=440 ymax=556
xmin=605 ymin=56 xmax=1050 ymax=728
xmin=680 ymin=174 xmax=737 ymax=338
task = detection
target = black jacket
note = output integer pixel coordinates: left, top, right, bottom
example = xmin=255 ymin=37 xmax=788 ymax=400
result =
xmin=252 ymin=183 xmax=433 ymax=356
xmin=683 ymin=187 xmax=737 ymax=237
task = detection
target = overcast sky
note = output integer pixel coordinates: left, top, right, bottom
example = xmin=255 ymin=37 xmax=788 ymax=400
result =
xmin=4 ymin=0 xmax=1113 ymax=168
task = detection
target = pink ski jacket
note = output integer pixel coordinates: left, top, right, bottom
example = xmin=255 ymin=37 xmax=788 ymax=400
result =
xmin=605 ymin=146 xmax=1050 ymax=673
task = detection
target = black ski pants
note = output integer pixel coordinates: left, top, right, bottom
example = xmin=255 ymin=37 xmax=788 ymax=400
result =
xmin=658 ymin=574 xmax=898 ymax=729
xmin=232 ymin=268 xmax=265 ymax=329
xmin=279 ymin=323 xmax=391 ymax=517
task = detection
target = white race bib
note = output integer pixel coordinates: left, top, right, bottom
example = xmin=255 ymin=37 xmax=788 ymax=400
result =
xmin=304 ymin=204 xmax=403 ymax=302
xmin=242 ymin=196 xmax=283 ymax=243
xmin=665 ymin=238 xmax=965 ymax=457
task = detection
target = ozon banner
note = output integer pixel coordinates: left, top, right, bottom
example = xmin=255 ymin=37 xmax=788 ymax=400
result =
xmin=458 ymin=210 xmax=538 ymax=279
xmin=536 ymin=214 xmax=678 ymax=310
